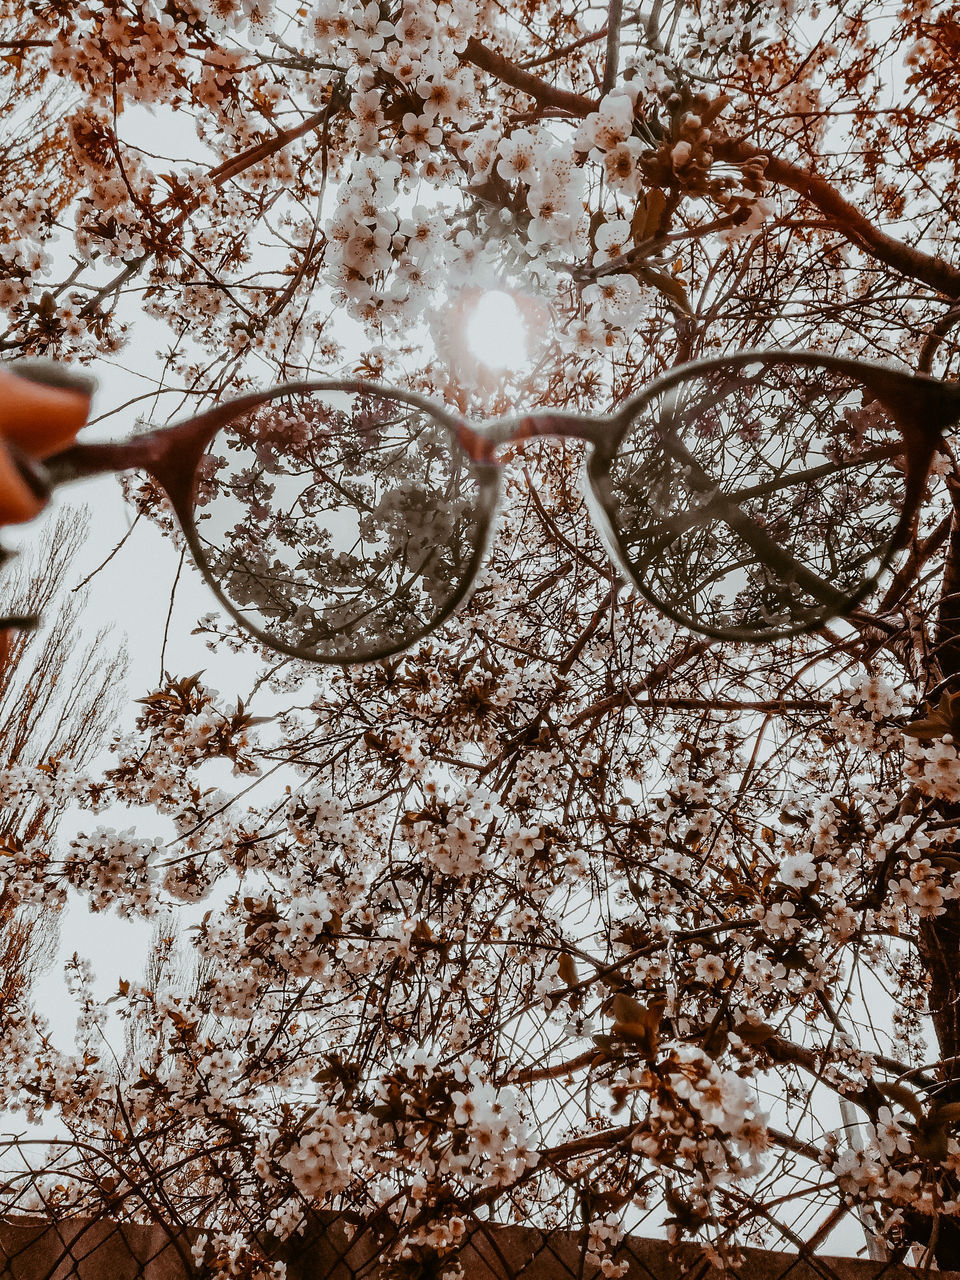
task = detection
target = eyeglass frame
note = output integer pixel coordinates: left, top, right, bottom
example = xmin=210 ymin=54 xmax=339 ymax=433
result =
xmin=23 ymin=347 xmax=960 ymax=664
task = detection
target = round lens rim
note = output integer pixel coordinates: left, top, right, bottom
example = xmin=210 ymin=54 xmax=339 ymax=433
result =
xmin=590 ymin=351 xmax=912 ymax=642
xmin=177 ymin=379 xmax=501 ymax=665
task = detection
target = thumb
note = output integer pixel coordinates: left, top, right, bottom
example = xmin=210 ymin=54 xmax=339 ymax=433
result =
xmin=0 ymin=615 xmax=38 ymax=673
xmin=0 ymin=362 xmax=94 ymax=457
xmin=0 ymin=441 xmax=52 ymax=525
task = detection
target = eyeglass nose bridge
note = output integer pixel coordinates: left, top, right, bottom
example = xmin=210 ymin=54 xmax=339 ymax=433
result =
xmin=462 ymin=410 xmax=616 ymax=463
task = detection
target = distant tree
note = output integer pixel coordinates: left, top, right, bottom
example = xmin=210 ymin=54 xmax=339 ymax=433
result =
xmin=4 ymin=0 xmax=960 ymax=1276
xmin=0 ymin=508 xmax=126 ymax=1032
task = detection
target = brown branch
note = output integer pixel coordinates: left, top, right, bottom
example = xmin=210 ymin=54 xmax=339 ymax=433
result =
xmin=80 ymin=108 xmax=331 ymax=319
xmin=541 ymin=1112 xmax=822 ymax=1165
xmin=767 ymin=1125 xmax=824 ymax=1163
xmin=519 ymin=27 xmax=610 ymax=70
xmin=541 ymin=1124 xmax=634 ymax=1161
xmin=204 ymin=109 xmax=324 ymax=189
xmin=512 ymin=1048 xmax=608 ymax=1086
xmin=933 ymin=483 xmax=960 ymax=686
xmin=920 ymin=301 xmax=960 ymax=373
xmin=714 ymin=135 xmax=960 ymax=297
xmin=462 ymin=40 xmax=960 ymax=296
xmin=558 ymin=586 xmax=615 ymax=676
xmin=761 ymin=1033 xmax=935 ymax=1103
xmin=602 ymin=0 xmax=624 ymax=95
xmin=567 ymin=638 xmax=714 ymax=730
xmin=876 ymin=512 xmax=952 ymax=615
xmin=462 ymin=37 xmax=598 ymax=116
xmin=612 ymin=696 xmax=831 ymax=713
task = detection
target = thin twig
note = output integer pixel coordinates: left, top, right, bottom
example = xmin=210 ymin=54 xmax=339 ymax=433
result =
xmin=159 ymin=546 xmax=186 ymax=679
xmin=72 ymin=513 xmax=142 ymax=591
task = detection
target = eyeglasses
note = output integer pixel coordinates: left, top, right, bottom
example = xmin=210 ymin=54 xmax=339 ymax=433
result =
xmin=21 ymin=349 xmax=960 ymax=665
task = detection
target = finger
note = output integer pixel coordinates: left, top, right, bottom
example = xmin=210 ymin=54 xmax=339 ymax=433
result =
xmin=0 ymin=615 xmax=38 ymax=671
xmin=0 ymin=365 xmax=92 ymax=458
xmin=0 ymin=440 xmax=53 ymax=524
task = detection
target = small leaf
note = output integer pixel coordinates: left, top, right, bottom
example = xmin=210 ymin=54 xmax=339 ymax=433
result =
xmin=700 ymin=93 xmax=732 ymax=127
xmin=588 ymin=210 xmax=607 ymax=250
xmin=914 ymin=1116 xmax=949 ymax=1162
xmin=611 ymin=994 xmax=665 ymax=1059
xmin=700 ymin=1023 xmax=728 ymax=1058
xmin=635 ymin=265 xmax=693 ymax=314
xmin=902 ymin=689 xmax=960 ymax=740
xmin=611 ymin=993 xmax=646 ymax=1024
xmin=631 ymin=187 xmax=667 ymax=244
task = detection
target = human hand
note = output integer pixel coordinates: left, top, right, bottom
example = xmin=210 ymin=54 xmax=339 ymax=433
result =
xmin=0 ymin=362 xmax=93 ymax=525
xmin=0 ymin=361 xmax=94 ymax=668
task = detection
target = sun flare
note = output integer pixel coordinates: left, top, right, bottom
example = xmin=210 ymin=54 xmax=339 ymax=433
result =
xmin=464 ymin=289 xmax=530 ymax=373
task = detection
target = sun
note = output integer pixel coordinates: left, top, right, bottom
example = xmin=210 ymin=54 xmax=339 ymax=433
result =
xmin=464 ymin=290 xmax=530 ymax=374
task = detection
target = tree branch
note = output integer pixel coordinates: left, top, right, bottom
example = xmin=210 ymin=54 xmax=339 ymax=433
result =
xmin=79 ymin=105 xmax=334 ymax=321
xmin=602 ymin=0 xmax=624 ymax=95
xmin=714 ymin=135 xmax=960 ymax=297
xmin=462 ymin=37 xmax=598 ymax=116
xmin=463 ymin=41 xmax=960 ymax=299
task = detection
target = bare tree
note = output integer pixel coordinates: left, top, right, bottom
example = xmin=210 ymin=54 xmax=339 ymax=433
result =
xmin=0 ymin=507 xmax=126 ymax=1024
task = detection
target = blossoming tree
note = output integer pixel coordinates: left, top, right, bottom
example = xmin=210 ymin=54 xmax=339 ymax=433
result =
xmin=3 ymin=0 xmax=960 ymax=1275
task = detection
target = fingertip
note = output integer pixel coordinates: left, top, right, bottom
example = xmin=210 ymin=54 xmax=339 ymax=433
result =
xmin=0 ymin=443 xmax=46 ymax=524
xmin=7 ymin=360 xmax=97 ymax=398
xmin=0 ymin=366 xmax=92 ymax=457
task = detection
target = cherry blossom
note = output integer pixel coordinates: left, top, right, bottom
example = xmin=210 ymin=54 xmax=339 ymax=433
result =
xmin=4 ymin=0 xmax=960 ymax=1271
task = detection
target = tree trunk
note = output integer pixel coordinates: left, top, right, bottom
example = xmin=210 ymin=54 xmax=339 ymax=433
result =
xmin=914 ymin=500 xmax=960 ymax=1267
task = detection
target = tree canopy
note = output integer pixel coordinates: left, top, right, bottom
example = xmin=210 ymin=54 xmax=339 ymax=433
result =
xmin=3 ymin=0 xmax=960 ymax=1275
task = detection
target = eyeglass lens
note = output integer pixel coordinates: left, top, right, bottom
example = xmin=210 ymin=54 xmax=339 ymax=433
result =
xmin=189 ymin=362 xmax=907 ymax=659
xmin=191 ymin=389 xmax=487 ymax=662
xmin=603 ymin=360 xmax=906 ymax=637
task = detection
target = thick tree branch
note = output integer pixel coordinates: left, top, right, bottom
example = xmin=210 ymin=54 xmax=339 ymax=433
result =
xmin=204 ymin=109 xmax=325 ymax=189
xmin=766 ymin=1126 xmax=823 ymax=1163
xmin=714 ymin=135 xmax=960 ymax=297
xmin=602 ymin=0 xmax=624 ymax=95
xmin=462 ymin=37 xmax=598 ymax=116
xmin=459 ymin=42 xmax=959 ymax=299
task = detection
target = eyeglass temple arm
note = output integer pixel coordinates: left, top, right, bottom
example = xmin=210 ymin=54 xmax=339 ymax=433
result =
xmin=40 ymin=380 xmax=474 ymax=482
xmin=43 ymin=424 xmax=211 ymax=519
xmin=41 ymin=400 xmax=233 ymax=491
xmin=43 ymin=437 xmax=163 ymax=486
xmin=860 ymin=374 xmax=960 ymax=549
